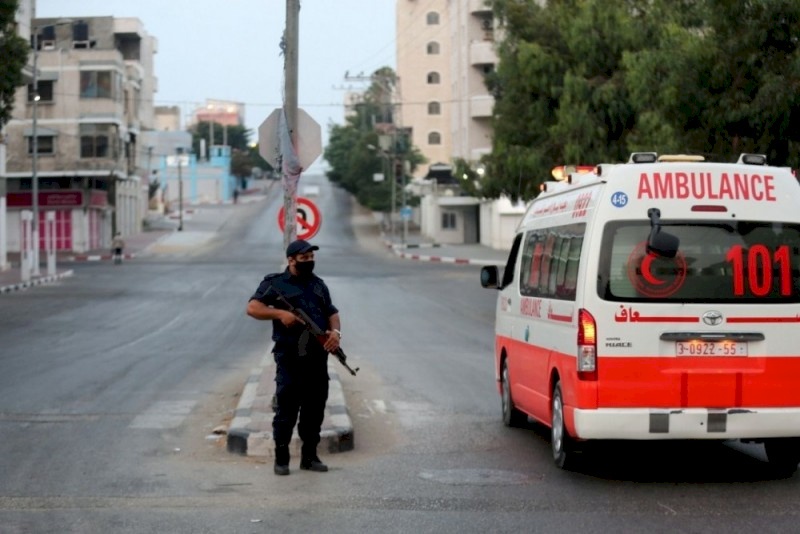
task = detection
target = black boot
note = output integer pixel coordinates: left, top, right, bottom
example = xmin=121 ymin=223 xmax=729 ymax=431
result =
xmin=300 ymin=445 xmax=328 ymax=472
xmin=274 ymin=444 xmax=290 ymax=476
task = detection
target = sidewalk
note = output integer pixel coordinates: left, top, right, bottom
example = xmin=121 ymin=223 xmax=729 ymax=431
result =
xmin=381 ymin=224 xmax=509 ymax=267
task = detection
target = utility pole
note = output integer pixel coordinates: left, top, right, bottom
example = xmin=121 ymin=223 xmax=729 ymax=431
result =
xmin=31 ymin=29 xmax=41 ymax=276
xmin=282 ymin=0 xmax=300 ymax=250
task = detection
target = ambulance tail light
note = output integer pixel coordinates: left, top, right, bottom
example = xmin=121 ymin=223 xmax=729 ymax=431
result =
xmin=577 ymin=308 xmax=597 ymax=381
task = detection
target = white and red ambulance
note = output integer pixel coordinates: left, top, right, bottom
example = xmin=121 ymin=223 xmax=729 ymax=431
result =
xmin=480 ymin=153 xmax=800 ymax=475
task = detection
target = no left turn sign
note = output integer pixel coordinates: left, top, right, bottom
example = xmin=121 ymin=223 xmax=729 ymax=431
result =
xmin=277 ymin=196 xmax=322 ymax=240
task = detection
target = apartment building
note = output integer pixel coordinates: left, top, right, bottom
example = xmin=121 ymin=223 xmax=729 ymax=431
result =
xmin=449 ymin=0 xmax=495 ymax=163
xmin=396 ymin=0 xmax=453 ymax=179
xmin=4 ymin=15 xmax=157 ymax=253
xmin=396 ymin=1 xmax=499 ymax=245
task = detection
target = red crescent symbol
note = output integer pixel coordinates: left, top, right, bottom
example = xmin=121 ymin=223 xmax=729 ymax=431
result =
xmin=641 ymin=253 xmax=665 ymax=286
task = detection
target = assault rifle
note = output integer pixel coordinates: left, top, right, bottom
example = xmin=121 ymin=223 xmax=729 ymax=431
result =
xmin=269 ymin=285 xmax=359 ymax=376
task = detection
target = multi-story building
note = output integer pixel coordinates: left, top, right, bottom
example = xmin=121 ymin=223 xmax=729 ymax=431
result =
xmin=396 ymin=0 xmax=496 ymax=176
xmin=396 ymin=1 xmax=498 ymax=246
xmin=189 ymin=99 xmax=244 ymax=128
xmin=0 ymin=0 xmax=35 ymax=269
xmin=4 ymin=15 xmax=157 ymax=253
xmin=154 ymin=105 xmax=181 ymax=132
xmin=449 ymin=0 xmax=495 ymax=164
xmin=396 ymin=0 xmax=453 ymax=179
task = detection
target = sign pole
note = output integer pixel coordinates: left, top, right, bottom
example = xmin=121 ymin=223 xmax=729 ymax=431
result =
xmin=283 ymin=0 xmax=300 ymax=250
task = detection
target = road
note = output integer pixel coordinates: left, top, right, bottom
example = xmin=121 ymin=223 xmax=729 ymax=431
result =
xmin=0 ymin=176 xmax=798 ymax=533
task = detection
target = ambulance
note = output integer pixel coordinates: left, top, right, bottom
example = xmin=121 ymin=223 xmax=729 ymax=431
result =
xmin=480 ymin=153 xmax=800 ymax=475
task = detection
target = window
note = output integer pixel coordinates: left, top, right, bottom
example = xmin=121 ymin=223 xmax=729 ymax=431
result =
xmin=519 ymin=224 xmax=586 ymax=301
xmin=428 ymin=131 xmax=441 ymax=145
xmin=426 ymin=41 xmax=440 ymax=54
xmin=427 ymin=101 xmax=441 ymax=115
xmin=426 ymin=12 xmax=440 ymax=25
xmin=27 ymin=81 xmax=54 ymax=103
xmin=427 ymin=72 xmax=440 ymax=84
xmin=442 ymin=212 xmax=456 ymax=229
xmin=80 ymin=71 xmax=115 ymax=99
xmin=27 ymin=136 xmax=55 ymax=155
xmin=598 ymin=220 xmax=800 ymax=303
xmin=80 ymin=124 xmax=115 ymax=158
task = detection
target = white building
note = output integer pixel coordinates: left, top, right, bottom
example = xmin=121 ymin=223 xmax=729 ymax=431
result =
xmin=396 ymin=0 xmax=512 ymax=248
xmin=3 ymin=15 xmax=157 ymax=253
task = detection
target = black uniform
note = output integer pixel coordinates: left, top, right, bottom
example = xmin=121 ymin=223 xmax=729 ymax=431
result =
xmin=250 ymin=268 xmax=338 ymax=451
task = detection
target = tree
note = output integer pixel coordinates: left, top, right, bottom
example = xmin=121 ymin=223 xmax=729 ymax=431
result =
xmin=323 ymin=67 xmax=425 ymax=211
xmin=0 ymin=0 xmax=30 ymax=129
xmin=485 ymin=0 xmax=800 ymax=200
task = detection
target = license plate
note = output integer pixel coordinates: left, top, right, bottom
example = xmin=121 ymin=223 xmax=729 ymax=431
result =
xmin=675 ymin=341 xmax=748 ymax=356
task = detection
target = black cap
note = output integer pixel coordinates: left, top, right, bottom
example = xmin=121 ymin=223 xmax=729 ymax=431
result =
xmin=286 ymin=239 xmax=319 ymax=257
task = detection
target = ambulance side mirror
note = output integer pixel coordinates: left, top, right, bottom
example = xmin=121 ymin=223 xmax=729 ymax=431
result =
xmin=646 ymin=207 xmax=679 ymax=258
xmin=480 ymin=266 xmax=500 ymax=289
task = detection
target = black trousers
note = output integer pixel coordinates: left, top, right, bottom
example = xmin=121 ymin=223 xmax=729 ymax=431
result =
xmin=272 ymin=356 xmax=329 ymax=452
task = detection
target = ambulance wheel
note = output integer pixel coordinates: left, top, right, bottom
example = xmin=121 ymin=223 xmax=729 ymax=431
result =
xmin=764 ymin=438 xmax=800 ymax=477
xmin=551 ymin=381 xmax=577 ymax=470
xmin=501 ymin=360 xmax=526 ymax=427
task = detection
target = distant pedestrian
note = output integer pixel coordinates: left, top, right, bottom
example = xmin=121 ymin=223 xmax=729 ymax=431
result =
xmin=111 ymin=234 xmax=125 ymax=265
xmin=233 ymin=188 xmax=239 ymax=204
xmin=246 ymin=239 xmax=342 ymax=476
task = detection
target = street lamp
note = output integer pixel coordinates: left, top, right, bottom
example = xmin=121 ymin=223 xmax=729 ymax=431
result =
xmin=31 ymin=19 xmax=71 ymax=275
xmin=176 ymin=147 xmax=184 ymax=231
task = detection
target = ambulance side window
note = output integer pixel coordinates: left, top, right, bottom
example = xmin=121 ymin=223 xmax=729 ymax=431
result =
xmin=551 ymin=235 xmax=571 ymax=296
xmin=539 ymin=234 xmax=557 ymax=294
xmin=521 ymin=234 xmax=544 ymax=292
xmin=560 ymin=235 xmax=584 ymax=299
xmin=519 ymin=223 xmax=586 ymax=300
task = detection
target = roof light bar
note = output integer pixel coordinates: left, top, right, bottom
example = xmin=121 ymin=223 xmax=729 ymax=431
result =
xmin=737 ymin=153 xmax=767 ymax=166
xmin=658 ymin=154 xmax=705 ymax=162
xmin=629 ymin=152 xmax=658 ymax=164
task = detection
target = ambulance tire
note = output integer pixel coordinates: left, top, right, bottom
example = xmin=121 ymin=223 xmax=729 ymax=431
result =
xmin=501 ymin=360 xmax=526 ymax=427
xmin=764 ymin=438 xmax=800 ymax=477
xmin=551 ymin=381 xmax=577 ymax=470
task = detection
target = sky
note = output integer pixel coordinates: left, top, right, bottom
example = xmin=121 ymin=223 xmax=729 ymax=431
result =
xmin=36 ymin=0 xmax=397 ymax=172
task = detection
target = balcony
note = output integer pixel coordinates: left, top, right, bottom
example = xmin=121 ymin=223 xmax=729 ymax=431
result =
xmin=470 ymin=0 xmax=492 ymax=14
xmin=470 ymin=40 xmax=497 ymax=66
xmin=470 ymin=95 xmax=494 ymax=119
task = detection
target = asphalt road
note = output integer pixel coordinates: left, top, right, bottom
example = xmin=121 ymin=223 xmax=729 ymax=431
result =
xmin=0 ymin=176 xmax=798 ymax=534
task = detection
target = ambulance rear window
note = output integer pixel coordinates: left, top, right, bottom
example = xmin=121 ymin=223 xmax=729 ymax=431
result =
xmin=598 ymin=220 xmax=800 ymax=302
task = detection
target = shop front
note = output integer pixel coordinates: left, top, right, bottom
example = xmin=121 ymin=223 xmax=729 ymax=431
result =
xmin=5 ymin=189 xmax=109 ymax=253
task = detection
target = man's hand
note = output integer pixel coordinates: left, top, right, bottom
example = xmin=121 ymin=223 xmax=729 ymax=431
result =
xmin=323 ymin=330 xmax=341 ymax=352
xmin=279 ymin=310 xmax=303 ymax=328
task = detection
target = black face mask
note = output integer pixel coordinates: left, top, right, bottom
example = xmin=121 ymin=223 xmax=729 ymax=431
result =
xmin=294 ymin=260 xmax=315 ymax=277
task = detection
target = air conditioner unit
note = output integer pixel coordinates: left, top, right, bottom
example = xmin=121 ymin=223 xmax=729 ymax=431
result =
xmin=41 ymin=40 xmax=55 ymax=50
xmin=73 ymin=40 xmax=90 ymax=49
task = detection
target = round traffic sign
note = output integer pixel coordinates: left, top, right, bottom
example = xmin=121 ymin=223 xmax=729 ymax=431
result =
xmin=277 ymin=196 xmax=322 ymax=240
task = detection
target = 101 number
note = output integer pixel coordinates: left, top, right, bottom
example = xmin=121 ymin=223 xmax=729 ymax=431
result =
xmin=726 ymin=244 xmax=791 ymax=296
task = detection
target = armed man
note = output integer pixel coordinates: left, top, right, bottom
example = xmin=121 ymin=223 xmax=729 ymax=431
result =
xmin=246 ymin=239 xmax=342 ymax=476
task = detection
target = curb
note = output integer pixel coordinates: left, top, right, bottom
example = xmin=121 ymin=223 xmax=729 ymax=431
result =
xmin=0 ymin=269 xmax=74 ymax=295
xmin=226 ymin=355 xmax=354 ymax=458
xmin=66 ymin=253 xmax=136 ymax=262
xmin=382 ymin=237 xmax=505 ymax=267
